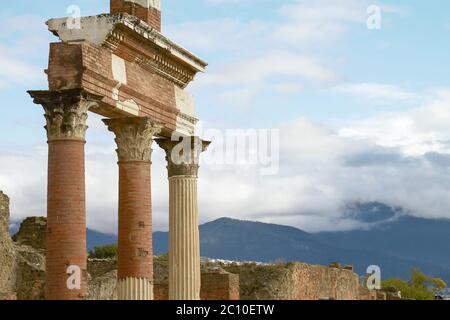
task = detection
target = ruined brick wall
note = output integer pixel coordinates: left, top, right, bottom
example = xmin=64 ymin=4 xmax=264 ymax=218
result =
xmin=14 ymin=245 xmax=45 ymax=300
xmin=201 ymin=273 xmax=240 ymax=301
xmin=87 ymin=259 xmax=118 ymax=300
xmin=289 ymin=263 xmax=360 ymax=300
xmin=154 ymin=272 xmax=240 ymax=300
xmin=223 ymin=262 xmax=360 ymax=300
xmin=2 ymin=209 xmax=371 ymax=301
xmin=12 ymin=217 xmax=47 ymax=250
xmin=153 ymin=283 xmax=168 ymax=300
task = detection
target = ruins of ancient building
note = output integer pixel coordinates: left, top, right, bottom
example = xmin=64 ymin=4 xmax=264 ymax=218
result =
xmin=1 ymin=196 xmax=391 ymax=301
xmin=28 ymin=0 xmax=209 ymax=300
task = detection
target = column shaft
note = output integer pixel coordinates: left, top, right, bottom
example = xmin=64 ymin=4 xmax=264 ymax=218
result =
xmin=103 ymin=116 xmax=163 ymax=300
xmin=46 ymin=140 xmax=87 ymax=300
xmin=169 ymin=176 xmax=200 ymax=300
xmin=117 ymin=161 xmax=153 ymax=300
xmin=156 ymin=136 xmax=210 ymax=300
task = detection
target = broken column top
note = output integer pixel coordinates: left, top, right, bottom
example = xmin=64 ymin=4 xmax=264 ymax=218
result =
xmin=110 ymin=0 xmax=161 ymax=31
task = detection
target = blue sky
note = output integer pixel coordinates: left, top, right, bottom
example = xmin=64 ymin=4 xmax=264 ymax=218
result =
xmin=1 ymin=0 xmax=450 ymax=233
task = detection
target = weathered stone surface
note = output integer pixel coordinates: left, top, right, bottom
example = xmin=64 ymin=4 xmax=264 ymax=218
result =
xmin=103 ymin=117 xmax=163 ymax=162
xmin=14 ymin=245 xmax=45 ymax=300
xmin=12 ymin=217 xmax=47 ymax=250
xmin=28 ymin=89 xmax=101 ymax=141
xmin=0 ymin=192 xmax=17 ymax=298
xmin=223 ymin=262 xmax=360 ymax=300
xmin=88 ymin=259 xmax=118 ymax=300
xmin=0 ymin=191 xmax=10 ymax=236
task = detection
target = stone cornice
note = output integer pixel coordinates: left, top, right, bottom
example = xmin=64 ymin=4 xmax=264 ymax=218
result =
xmin=156 ymin=136 xmax=210 ymax=177
xmin=28 ymin=89 xmax=102 ymax=141
xmin=103 ymin=117 xmax=163 ymax=162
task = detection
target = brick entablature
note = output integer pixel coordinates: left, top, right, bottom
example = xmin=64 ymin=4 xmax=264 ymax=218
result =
xmin=47 ymin=42 xmax=179 ymax=134
xmin=46 ymin=12 xmax=207 ymax=138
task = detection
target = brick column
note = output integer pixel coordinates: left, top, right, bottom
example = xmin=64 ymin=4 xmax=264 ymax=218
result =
xmin=110 ymin=0 xmax=162 ymax=31
xmin=156 ymin=136 xmax=210 ymax=300
xmin=103 ymin=117 xmax=162 ymax=300
xmin=28 ymin=89 xmax=101 ymax=300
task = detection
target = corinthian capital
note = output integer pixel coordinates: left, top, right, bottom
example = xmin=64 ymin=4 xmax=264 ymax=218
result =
xmin=156 ymin=136 xmax=211 ymax=178
xmin=28 ymin=89 xmax=102 ymax=141
xmin=103 ymin=117 xmax=163 ymax=162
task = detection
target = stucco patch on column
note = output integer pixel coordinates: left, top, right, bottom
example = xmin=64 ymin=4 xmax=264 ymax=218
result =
xmin=175 ymin=87 xmax=198 ymax=136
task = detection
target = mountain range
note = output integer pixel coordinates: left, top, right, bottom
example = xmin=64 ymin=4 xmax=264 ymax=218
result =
xmin=10 ymin=202 xmax=450 ymax=283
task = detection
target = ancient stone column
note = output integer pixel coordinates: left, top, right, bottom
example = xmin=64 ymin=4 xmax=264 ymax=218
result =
xmin=28 ymin=89 xmax=101 ymax=300
xmin=156 ymin=136 xmax=210 ymax=300
xmin=103 ymin=117 xmax=162 ymax=300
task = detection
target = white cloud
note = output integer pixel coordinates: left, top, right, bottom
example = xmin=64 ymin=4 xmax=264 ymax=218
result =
xmin=334 ymin=83 xmax=419 ymax=103
xmin=272 ymin=83 xmax=304 ymax=94
xmin=169 ymin=0 xmax=406 ymax=110
xmin=339 ymin=90 xmax=450 ymax=155
xmin=198 ymin=51 xmax=336 ymax=88
xmin=0 ymin=53 xmax=44 ymax=88
xmin=168 ymin=0 xmax=366 ymax=54
xmin=0 ymin=14 xmax=48 ymax=88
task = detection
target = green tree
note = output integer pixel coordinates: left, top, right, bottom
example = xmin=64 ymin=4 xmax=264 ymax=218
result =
xmin=89 ymin=244 xmax=118 ymax=259
xmin=382 ymin=268 xmax=447 ymax=300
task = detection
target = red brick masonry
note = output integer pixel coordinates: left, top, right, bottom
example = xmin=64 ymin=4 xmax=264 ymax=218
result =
xmin=154 ymin=272 xmax=240 ymax=300
xmin=46 ymin=140 xmax=87 ymax=300
xmin=47 ymin=42 xmax=178 ymax=133
xmin=110 ymin=0 xmax=161 ymax=31
xmin=117 ymin=161 xmax=153 ymax=281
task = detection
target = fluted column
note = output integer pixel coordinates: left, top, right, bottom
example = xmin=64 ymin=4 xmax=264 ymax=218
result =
xmin=103 ymin=117 xmax=162 ymax=300
xmin=156 ymin=136 xmax=210 ymax=300
xmin=28 ymin=89 xmax=101 ymax=300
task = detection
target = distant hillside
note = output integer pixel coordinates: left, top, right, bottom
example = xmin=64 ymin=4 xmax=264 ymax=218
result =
xmin=153 ymin=214 xmax=450 ymax=283
xmin=86 ymin=229 xmax=118 ymax=251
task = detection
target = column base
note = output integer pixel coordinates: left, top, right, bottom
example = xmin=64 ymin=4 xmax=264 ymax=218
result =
xmin=117 ymin=277 xmax=153 ymax=300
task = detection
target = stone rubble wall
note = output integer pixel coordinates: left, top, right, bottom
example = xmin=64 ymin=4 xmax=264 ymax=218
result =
xmin=221 ymin=262 xmax=360 ymax=300
xmin=12 ymin=217 xmax=47 ymax=250
xmin=0 ymin=192 xmax=16 ymax=297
